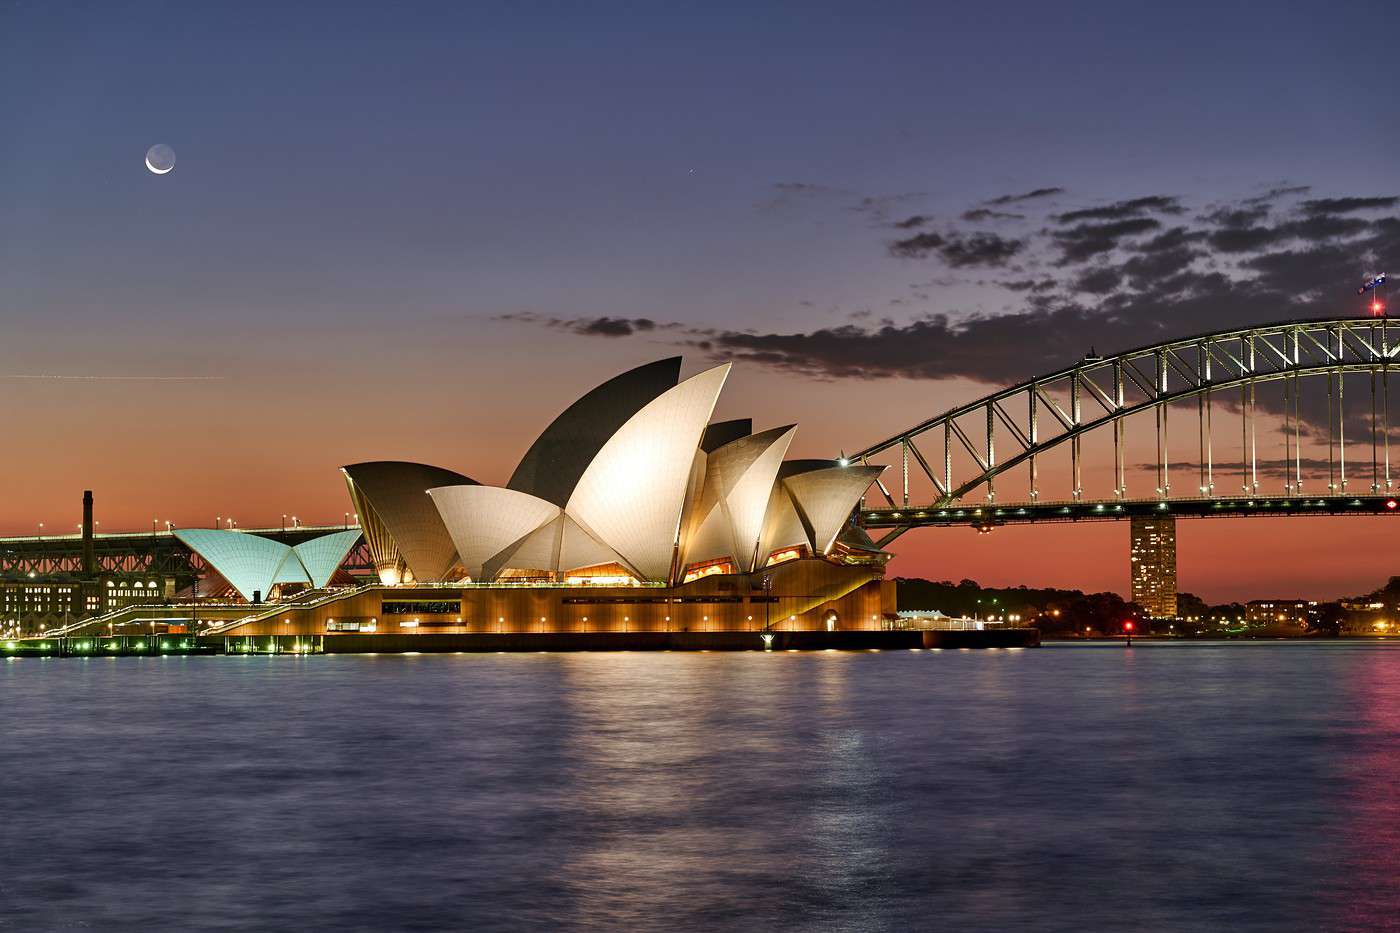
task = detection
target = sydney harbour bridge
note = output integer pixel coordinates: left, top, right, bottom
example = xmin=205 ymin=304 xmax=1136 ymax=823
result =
xmin=1 ymin=316 xmax=1396 ymax=588
xmin=850 ymin=316 xmax=1400 ymax=543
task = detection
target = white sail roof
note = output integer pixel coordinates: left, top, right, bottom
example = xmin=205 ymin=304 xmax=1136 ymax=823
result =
xmin=565 ymin=364 xmax=730 ymax=582
xmin=292 ymin=530 xmax=363 ymax=588
xmin=683 ymin=424 xmax=796 ymax=572
xmin=174 ymin=529 xmax=294 ymax=602
xmin=429 ymin=485 xmax=560 ymax=581
xmin=177 ymin=529 xmax=361 ymax=601
xmin=781 ymin=461 xmax=885 ymax=555
xmin=509 ymin=358 xmax=681 ymax=507
xmin=489 ymin=512 xmax=631 ymax=580
xmin=756 ymin=483 xmax=810 ymax=565
xmin=272 ymin=550 xmax=312 ymax=587
xmin=341 ymin=461 xmax=475 ymax=582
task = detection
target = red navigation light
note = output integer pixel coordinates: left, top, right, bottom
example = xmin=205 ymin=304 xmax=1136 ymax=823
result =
xmin=1123 ymin=621 xmax=1135 ymax=632
xmin=1387 ymin=499 xmax=1398 ymax=511
xmin=1373 ymin=300 xmax=1385 ymax=316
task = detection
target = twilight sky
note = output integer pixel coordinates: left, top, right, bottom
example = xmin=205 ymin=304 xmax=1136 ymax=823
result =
xmin=2 ymin=0 xmax=1398 ymax=601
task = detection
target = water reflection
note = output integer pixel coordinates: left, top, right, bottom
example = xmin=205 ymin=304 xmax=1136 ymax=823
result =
xmin=1 ymin=646 xmax=1398 ymax=930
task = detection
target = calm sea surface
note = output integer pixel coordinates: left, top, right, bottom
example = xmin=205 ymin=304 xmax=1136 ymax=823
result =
xmin=4 ymin=643 xmax=1400 ymax=931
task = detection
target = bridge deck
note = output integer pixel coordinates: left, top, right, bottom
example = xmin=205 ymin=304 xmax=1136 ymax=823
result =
xmin=860 ymin=493 xmax=1400 ymax=528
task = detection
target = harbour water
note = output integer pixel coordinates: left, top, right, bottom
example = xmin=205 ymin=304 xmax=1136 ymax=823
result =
xmin=3 ymin=643 xmax=1400 ymax=931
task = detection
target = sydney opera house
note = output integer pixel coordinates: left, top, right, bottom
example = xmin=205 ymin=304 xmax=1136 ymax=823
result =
xmin=178 ymin=358 xmax=893 ymax=638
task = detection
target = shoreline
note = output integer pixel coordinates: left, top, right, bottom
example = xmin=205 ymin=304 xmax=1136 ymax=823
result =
xmin=4 ymin=627 xmax=1040 ymax=657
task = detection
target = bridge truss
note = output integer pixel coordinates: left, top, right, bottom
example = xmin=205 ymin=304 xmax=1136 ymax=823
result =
xmin=850 ymin=317 xmax=1400 ymax=544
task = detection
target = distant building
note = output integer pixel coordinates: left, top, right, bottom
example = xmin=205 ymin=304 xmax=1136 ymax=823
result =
xmin=1129 ymin=515 xmax=1177 ymax=618
xmin=1245 ymin=599 xmax=1313 ymax=625
xmin=2 ymin=574 xmax=175 ymax=635
xmin=0 ymin=491 xmax=180 ymax=635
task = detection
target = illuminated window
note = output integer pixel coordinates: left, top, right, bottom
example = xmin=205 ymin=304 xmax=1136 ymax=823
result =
xmin=682 ymin=559 xmax=734 ymax=583
xmin=765 ymin=548 xmax=804 ymax=567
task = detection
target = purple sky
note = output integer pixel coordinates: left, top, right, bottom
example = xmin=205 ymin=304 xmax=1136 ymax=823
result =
xmin=2 ymin=0 xmax=1398 ymax=601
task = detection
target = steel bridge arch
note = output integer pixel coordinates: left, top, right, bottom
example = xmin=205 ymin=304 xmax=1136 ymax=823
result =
xmin=850 ymin=317 xmax=1400 ymax=515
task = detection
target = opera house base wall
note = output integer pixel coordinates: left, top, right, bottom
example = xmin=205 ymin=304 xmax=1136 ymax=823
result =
xmin=308 ymin=627 xmax=1040 ymax=652
xmin=220 ymin=559 xmax=895 ymax=638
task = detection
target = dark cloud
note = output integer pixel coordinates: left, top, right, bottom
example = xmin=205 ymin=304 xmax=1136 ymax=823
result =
xmin=1055 ymin=196 xmax=1182 ymax=223
xmin=1122 ymin=247 xmax=1201 ymax=290
xmin=1300 ymin=197 xmax=1398 ymax=215
xmin=1053 ymin=217 xmax=1162 ymax=264
xmin=1208 ymin=225 xmax=1285 ymax=254
xmin=1238 ymin=242 xmax=1361 ymax=296
xmin=680 ymin=305 xmax=1173 ymax=384
xmin=1116 ymin=227 xmax=1208 ymax=289
xmin=572 ymin=317 xmax=657 ymax=337
xmin=514 ymin=186 xmax=1400 ymax=436
xmin=961 ymin=208 xmax=1024 ymax=222
xmin=1242 ymin=185 xmax=1311 ymax=205
xmin=889 ymin=231 xmax=1024 ymax=267
xmin=1002 ymin=278 xmax=1058 ymax=292
xmin=849 ymin=192 xmax=928 ymax=222
xmin=772 ymin=182 xmax=833 ymax=193
xmin=1283 ymin=212 xmax=1374 ymax=242
xmin=892 ymin=214 xmax=931 ymax=229
xmin=1137 ymin=226 xmax=1208 ymax=254
xmin=1203 ymin=205 xmax=1285 ymax=253
xmin=986 ymin=187 xmax=1064 ymax=206
xmin=498 ymin=312 xmax=660 ymax=338
xmin=1203 ymin=205 xmax=1270 ymax=228
xmin=673 ymin=197 xmax=1399 ymax=389
xmin=1201 ymin=199 xmax=1376 ymax=257
xmin=1134 ymin=457 xmax=1336 ymax=481
xmin=755 ymin=181 xmax=846 ymax=212
xmin=1073 ymin=267 xmax=1122 ymax=295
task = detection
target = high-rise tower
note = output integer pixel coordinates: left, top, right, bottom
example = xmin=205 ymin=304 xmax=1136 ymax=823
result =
xmin=1129 ymin=515 xmax=1177 ymax=618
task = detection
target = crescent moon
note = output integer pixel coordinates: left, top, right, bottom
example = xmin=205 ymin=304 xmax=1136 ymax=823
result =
xmin=145 ymin=155 xmax=173 ymax=175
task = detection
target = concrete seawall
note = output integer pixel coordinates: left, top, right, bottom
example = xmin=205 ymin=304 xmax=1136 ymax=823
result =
xmin=9 ymin=628 xmax=1040 ymax=657
xmin=314 ymin=628 xmax=1041 ymax=653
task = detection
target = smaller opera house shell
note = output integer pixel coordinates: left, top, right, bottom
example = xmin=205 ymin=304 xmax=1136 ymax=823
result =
xmin=204 ymin=358 xmax=894 ymax=636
